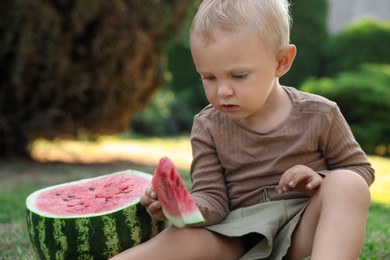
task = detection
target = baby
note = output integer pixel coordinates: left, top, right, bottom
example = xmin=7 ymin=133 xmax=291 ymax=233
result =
xmin=112 ymin=0 xmax=374 ymax=259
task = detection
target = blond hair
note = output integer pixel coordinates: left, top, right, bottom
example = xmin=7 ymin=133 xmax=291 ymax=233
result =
xmin=190 ymin=0 xmax=292 ymax=51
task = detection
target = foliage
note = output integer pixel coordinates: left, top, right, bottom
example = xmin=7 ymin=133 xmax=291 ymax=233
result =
xmin=131 ymin=89 xmax=201 ymax=136
xmin=132 ymin=5 xmax=208 ymax=136
xmin=281 ymin=0 xmax=329 ymax=88
xmin=0 ymin=0 xmax=192 ymax=157
xmin=301 ymin=64 xmax=390 ymax=155
xmin=325 ymin=20 xmax=390 ymax=76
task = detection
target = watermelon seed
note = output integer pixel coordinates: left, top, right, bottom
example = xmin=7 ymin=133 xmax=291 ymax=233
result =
xmin=55 ymin=193 xmax=61 ymax=196
xmin=89 ymin=187 xmax=95 ymax=191
xmin=68 ymin=195 xmax=75 ymax=198
xmin=118 ymin=184 xmax=128 ymax=190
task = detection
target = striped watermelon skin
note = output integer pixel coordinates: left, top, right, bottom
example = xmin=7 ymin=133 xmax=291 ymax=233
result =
xmin=26 ymin=171 xmax=165 ymax=260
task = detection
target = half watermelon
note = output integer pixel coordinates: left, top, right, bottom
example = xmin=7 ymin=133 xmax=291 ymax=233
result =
xmin=152 ymin=157 xmax=205 ymax=228
xmin=26 ymin=170 xmax=165 ymax=260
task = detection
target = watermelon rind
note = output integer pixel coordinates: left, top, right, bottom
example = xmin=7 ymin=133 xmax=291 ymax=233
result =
xmin=162 ymin=208 xmax=205 ymax=228
xmin=26 ymin=170 xmax=165 ymax=260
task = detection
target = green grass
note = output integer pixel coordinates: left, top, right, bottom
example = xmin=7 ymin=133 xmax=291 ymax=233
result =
xmin=0 ymin=137 xmax=389 ymax=259
xmin=362 ymin=203 xmax=390 ymax=259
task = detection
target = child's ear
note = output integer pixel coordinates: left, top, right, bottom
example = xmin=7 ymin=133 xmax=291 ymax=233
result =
xmin=275 ymin=44 xmax=296 ymax=78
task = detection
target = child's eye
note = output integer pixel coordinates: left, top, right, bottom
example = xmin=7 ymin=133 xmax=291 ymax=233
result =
xmin=232 ymin=73 xmax=248 ymax=79
xmin=200 ymin=75 xmax=216 ymax=81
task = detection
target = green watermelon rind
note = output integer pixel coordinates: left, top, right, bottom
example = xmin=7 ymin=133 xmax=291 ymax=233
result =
xmin=25 ymin=170 xmax=165 ymax=259
xmin=162 ymin=207 xmax=205 ymax=228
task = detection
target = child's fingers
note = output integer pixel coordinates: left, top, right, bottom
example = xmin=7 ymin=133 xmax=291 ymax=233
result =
xmin=305 ymin=174 xmax=323 ymax=190
xmin=276 ymin=173 xmax=288 ymax=194
xmin=149 ymin=200 xmax=161 ymax=211
xmin=146 ymin=201 xmax=166 ymax=221
xmin=287 ymin=171 xmax=309 ymax=188
xmin=141 ymin=187 xmax=167 ymax=221
xmin=140 ymin=194 xmax=154 ymax=207
xmin=141 ymin=195 xmax=165 ymax=220
xmin=140 ymin=186 xmax=158 ymax=207
xmin=145 ymin=186 xmax=157 ymax=199
xmin=277 ymin=165 xmax=321 ymax=195
xmin=277 ymin=166 xmax=301 ymax=193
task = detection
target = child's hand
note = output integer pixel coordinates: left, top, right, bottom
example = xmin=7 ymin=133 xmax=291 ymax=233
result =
xmin=276 ymin=165 xmax=323 ymax=197
xmin=140 ymin=186 xmax=167 ymax=221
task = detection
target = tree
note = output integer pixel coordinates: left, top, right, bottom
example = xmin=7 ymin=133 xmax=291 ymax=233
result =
xmin=0 ymin=0 xmax=191 ymax=157
xmin=281 ymin=0 xmax=329 ymax=88
xmin=131 ymin=2 xmax=208 ymax=136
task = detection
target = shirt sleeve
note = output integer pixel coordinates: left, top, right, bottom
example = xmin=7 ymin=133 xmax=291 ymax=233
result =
xmin=318 ymin=105 xmax=375 ymax=185
xmin=189 ymin=113 xmax=230 ymax=225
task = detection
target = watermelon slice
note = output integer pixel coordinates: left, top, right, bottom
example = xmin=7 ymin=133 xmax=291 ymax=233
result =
xmin=152 ymin=157 xmax=205 ymax=228
xmin=26 ymin=170 xmax=165 ymax=259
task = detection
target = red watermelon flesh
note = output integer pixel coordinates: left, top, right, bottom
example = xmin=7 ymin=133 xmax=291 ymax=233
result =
xmin=152 ymin=157 xmax=205 ymax=228
xmin=34 ymin=172 xmax=150 ymax=216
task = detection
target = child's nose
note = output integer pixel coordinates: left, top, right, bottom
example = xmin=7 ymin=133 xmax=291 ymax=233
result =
xmin=217 ymin=83 xmax=233 ymax=98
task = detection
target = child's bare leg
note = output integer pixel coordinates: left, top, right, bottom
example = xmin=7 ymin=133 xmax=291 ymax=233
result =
xmin=287 ymin=170 xmax=371 ymax=260
xmin=110 ymin=226 xmax=245 ymax=260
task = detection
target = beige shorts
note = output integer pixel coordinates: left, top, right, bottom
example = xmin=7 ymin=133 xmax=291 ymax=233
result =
xmin=205 ymin=198 xmax=310 ymax=260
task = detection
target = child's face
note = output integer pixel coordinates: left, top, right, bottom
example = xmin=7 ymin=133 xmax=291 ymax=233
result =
xmin=190 ymin=29 xmax=281 ymax=124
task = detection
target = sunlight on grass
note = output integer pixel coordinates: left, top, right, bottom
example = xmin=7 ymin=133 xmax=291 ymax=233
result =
xmin=31 ymin=136 xmax=192 ymax=170
xmin=369 ymin=156 xmax=390 ymax=204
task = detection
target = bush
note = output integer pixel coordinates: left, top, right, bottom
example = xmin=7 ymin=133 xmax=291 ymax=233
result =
xmin=325 ymin=20 xmax=390 ymax=76
xmin=301 ymin=64 xmax=390 ymax=155
xmin=281 ymin=0 xmax=329 ymax=88
xmin=131 ymin=89 xmax=197 ymax=136
xmin=131 ymin=11 xmax=209 ymax=136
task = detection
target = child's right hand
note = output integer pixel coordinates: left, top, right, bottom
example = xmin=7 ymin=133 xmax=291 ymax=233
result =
xmin=140 ymin=186 xmax=167 ymax=221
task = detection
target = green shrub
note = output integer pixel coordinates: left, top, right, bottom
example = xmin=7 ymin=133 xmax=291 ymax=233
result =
xmin=301 ymin=64 xmax=390 ymax=155
xmin=325 ymin=20 xmax=390 ymax=76
xmin=131 ymin=16 xmax=208 ymax=136
xmin=281 ymin=0 xmax=329 ymax=88
xmin=131 ymin=89 xmax=197 ymax=136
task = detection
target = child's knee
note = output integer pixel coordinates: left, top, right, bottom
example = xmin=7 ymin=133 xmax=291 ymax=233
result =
xmin=321 ymin=170 xmax=371 ymax=205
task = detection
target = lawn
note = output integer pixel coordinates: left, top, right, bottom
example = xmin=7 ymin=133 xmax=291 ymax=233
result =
xmin=0 ymin=136 xmax=389 ymax=259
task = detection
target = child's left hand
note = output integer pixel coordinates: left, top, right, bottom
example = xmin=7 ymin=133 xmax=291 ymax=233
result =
xmin=276 ymin=165 xmax=323 ymax=197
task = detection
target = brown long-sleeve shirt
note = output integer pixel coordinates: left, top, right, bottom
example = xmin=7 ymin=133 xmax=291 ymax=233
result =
xmin=190 ymin=86 xmax=375 ymax=225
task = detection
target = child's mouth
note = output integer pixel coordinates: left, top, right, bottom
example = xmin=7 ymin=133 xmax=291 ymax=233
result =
xmin=222 ymin=104 xmax=238 ymax=113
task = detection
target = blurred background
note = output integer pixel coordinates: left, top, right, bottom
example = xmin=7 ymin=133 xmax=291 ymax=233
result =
xmin=0 ymin=0 xmax=389 ymax=258
xmin=0 ymin=0 xmax=389 ymax=158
